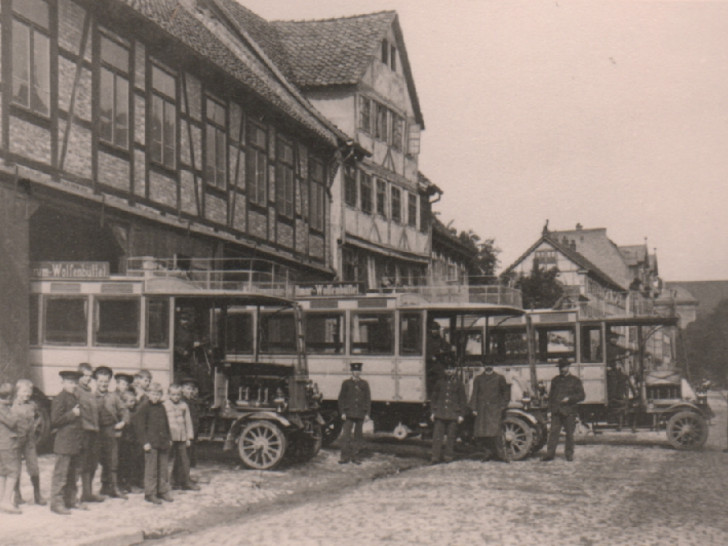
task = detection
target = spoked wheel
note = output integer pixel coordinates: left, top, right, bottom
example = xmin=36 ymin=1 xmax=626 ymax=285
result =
xmin=237 ymin=420 xmax=287 ymax=470
xmin=666 ymin=411 xmax=708 ymax=450
xmin=502 ymin=416 xmax=534 ymax=461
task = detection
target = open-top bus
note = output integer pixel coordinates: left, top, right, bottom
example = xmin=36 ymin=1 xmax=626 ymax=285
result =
xmin=29 ymin=257 xmax=322 ymax=469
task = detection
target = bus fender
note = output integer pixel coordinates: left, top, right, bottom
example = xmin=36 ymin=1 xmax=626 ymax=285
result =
xmin=505 ymin=408 xmax=540 ymax=428
xmin=658 ymin=402 xmax=714 ymax=420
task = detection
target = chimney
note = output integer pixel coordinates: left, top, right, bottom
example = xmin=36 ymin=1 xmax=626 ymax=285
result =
xmin=576 ymin=223 xmax=583 ymax=230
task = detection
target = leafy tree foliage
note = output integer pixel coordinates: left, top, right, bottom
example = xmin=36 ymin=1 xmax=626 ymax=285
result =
xmin=681 ymin=298 xmax=728 ymax=387
xmin=456 ymin=229 xmax=500 ymax=284
xmin=512 ymin=261 xmax=564 ymax=309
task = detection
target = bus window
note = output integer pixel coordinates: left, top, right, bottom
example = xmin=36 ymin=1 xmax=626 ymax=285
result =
xmin=581 ymin=326 xmax=603 ymax=363
xmin=94 ymin=298 xmax=140 ymax=346
xmin=146 ymin=298 xmax=170 ymax=348
xmin=226 ymin=312 xmax=254 ymax=354
xmin=400 ymin=312 xmax=422 ymax=355
xmin=458 ymin=328 xmax=484 ymax=360
xmin=536 ymin=327 xmax=575 ymax=363
xmin=488 ymin=328 xmax=528 ymax=364
xmin=351 ymin=312 xmax=394 ymax=355
xmin=45 ymin=296 xmax=87 ymax=344
xmin=29 ymin=295 xmax=39 ymax=346
xmin=260 ymin=311 xmax=296 ymax=354
xmin=305 ymin=312 xmax=345 ymax=354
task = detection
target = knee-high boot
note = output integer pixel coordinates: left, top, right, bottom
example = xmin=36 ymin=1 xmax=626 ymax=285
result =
xmin=111 ymin=472 xmax=127 ymax=499
xmin=13 ymin=480 xmax=24 ymax=507
xmin=31 ymin=475 xmax=47 ymax=505
xmin=80 ymin=473 xmax=105 ymax=503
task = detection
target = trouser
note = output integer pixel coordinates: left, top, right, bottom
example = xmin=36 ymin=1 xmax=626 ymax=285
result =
xmin=144 ymin=448 xmax=170 ymax=498
xmin=432 ymin=419 xmax=458 ymax=461
xmin=80 ymin=430 xmax=101 ymax=474
xmin=118 ymin=441 xmax=144 ymax=488
xmin=50 ymin=454 xmax=80 ymax=508
xmin=99 ymin=428 xmax=119 ymax=487
xmin=188 ymin=439 xmax=197 ymax=468
xmin=476 ymin=435 xmax=507 ymax=461
xmin=545 ymin=412 xmax=577 ymax=458
xmin=340 ymin=418 xmax=364 ymax=461
xmin=16 ymin=437 xmax=40 ymax=478
xmin=170 ymin=441 xmax=191 ymax=488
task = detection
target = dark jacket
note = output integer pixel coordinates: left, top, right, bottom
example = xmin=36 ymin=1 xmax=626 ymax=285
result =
xmin=338 ymin=378 xmax=371 ymax=420
xmin=134 ymin=400 xmax=172 ymax=450
xmin=470 ymin=371 xmax=509 ymax=437
xmin=51 ymin=390 xmax=82 ymax=455
xmin=0 ymin=400 xmax=18 ymax=450
xmin=75 ymin=384 xmax=100 ymax=432
xmin=98 ymin=390 xmax=129 ymax=437
xmin=430 ymin=375 xmax=467 ymax=421
xmin=548 ymin=373 xmax=585 ymax=416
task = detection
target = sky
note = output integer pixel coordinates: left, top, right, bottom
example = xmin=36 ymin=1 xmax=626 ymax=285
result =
xmin=239 ymin=0 xmax=728 ymax=281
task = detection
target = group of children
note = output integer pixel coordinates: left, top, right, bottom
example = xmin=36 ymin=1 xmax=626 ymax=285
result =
xmin=0 ymin=365 xmax=202 ymax=515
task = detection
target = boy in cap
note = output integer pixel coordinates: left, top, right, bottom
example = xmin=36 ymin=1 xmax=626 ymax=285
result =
xmin=133 ymin=370 xmax=152 ymax=405
xmin=337 ymin=362 xmax=371 ymax=464
xmin=50 ymin=371 xmax=83 ymax=515
xmin=75 ymin=362 xmax=105 ymax=503
xmin=181 ymin=377 xmax=200 ymax=469
xmin=95 ymin=366 xmax=129 ymax=498
xmin=114 ymin=373 xmax=135 ymax=397
xmin=541 ymin=358 xmax=585 ymax=462
xmin=163 ymin=384 xmax=199 ymax=491
xmin=11 ymin=379 xmax=46 ymax=506
xmin=0 ymin=382 xmax=21 ymax=514
xmin=135 ymin=382 xmax=173 ymax=504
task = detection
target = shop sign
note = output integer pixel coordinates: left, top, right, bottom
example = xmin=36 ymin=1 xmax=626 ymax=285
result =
xmin=294 ymin=282 xmax=362 ymax=297
xmin=31 ymin=261 xmax=110 ymax=279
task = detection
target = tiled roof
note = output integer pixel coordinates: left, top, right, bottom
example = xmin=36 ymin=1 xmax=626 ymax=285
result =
xmin=619 ymin=244 xmax=648 ymax=267
xmin=666 ymin=280 xmax=728 ymax=319
xmin=113 ymin=0 xmax=341 ymax=146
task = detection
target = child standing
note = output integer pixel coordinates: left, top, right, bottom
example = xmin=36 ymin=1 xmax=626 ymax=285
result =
xmin=135 ymin=382 xmax=172 ymax=504
xmin=163 ymin=384 xmax=199 ymax=491
xmin=118 ymin=391 xmax=143 ymax=493
xmin=0 ymin=383 xmax=21 ymax=514
xmin=11 ymin=379 xmax=46 ymax=506
xmin=181 ymin=378 xmax=200 ymax=469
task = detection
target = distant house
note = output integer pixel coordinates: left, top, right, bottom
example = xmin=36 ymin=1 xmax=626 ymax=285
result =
xmin=430 ymin=217 xmax=474 ymax=286
xmin=665 ymin=281 xmax=728 ymax=325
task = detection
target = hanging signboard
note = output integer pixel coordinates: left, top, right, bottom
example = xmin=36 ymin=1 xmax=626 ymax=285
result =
xmin=30 ymin=261 xmax=110 ymax=279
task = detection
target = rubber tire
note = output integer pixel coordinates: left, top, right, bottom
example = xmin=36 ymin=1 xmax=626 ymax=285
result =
xmin=237 ymin=420 xmax=287 ymax=470
xmin=666 ymin=410 xmax=708 ymax=450
xmin=321 ymin=411 xmax=343 ymax=447
xmin=502 ymin=415 xmax=534 ymax=461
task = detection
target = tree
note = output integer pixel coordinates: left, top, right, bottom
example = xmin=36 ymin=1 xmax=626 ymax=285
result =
xmin=457 ymin=229 xmax=500 ymax=284
xmin=681 ymin=298 xmax=728 ymax=387
xmin=512 ymin=261 xmax=564 ymax=309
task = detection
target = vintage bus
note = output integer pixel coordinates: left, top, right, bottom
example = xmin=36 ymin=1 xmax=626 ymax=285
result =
xmin=28 ymin=258 xmax=322 ymax=469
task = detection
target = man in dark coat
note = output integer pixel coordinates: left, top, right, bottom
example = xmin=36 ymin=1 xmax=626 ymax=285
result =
xmin=470 ymin=365 xmax=510 ymax=461
xmin=75 ymin=362 xmax=105 ymax=503
xmin=542 ymin=358 xmax=586 ymax=462
xmin=337 ymin=362 xmax=371 ymax=464
xmin=430 ymin=367 xmax=467 ymax=463
xmin=50 ymin=371 xmax=83 ymax=515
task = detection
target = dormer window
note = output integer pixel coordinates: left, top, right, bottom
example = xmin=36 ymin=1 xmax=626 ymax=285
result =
xmin=390 ymin=45 xmax=397 ymax=71
xmin=381 ymin=39 xmax=397 ymax=71
xmin=381 ymin=39 xmax=389 ymax=65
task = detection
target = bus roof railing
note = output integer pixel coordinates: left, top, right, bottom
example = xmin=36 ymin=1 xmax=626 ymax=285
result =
xmin=365 ymin=284 xmax=523 ymax=308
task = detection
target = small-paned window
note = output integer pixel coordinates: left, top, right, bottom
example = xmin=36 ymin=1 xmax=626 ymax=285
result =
xmin=408 ymin=192 xmax=417 ymax=227
xmin=11 ymin=0 xmax=50 ymax=116
xmin=400 ymin=312 xmax=422 ymax=355
xmin=276 ymin=138 xmax=295 ymax=218
xmin=44 ymin=297 xmax=87 ymax=345
xmin=260 ymin=312 xmax=296 ymax=354
xmin=391 ymin=186 xmax=401 ymax=223
xmin=360 ymin=173 xmax=373 ymax=214
xmin=344 ymin=165 xmax=357 ymax=208
xmin=309 ymin=159 xmax=325 ymax=231
xmin=150 ymin=65 xmax=176 ymax=169
xmin=535 ymin=249 xmax=558 ymax=267
xmin=376 ymin=179 xmax=387 ymax=218
xmin=351 ymin=312 xmax=394 ymax=355
xmin=359 ymin=96 xmax=371 ymax=134
xmin=381 ymin=39 xmax=389 ymax=64
xmin=391 ymin=114 xmax=403 ymax=151
xmin=205 ymin=97 xmax=227 ymax=189
xmin=146 ymin=298 xmax=169 ymax=348
xmin=246 ymin=122 xmax=267 ymax=207
xmin=581 ymin=326 xmax=603 ymax=363
xmin=29 ymin=295 xmax=39 ymax=346
xmin=225 ymin=311 xmax=253 ymax=354
xmin=536 ymin=327 xmax=576 ymax=363
xmin=99 ymin=34 xmax=130 ymax=148
xmin=488 ymin=328 xmax=529 ymax=364
xmin=305 ymin=313 xmax=345 ymax=354
xmin=375 ymin=103 xmax=388 ymax=141
xmin=94 ymin=298 xmax=140 ymax=346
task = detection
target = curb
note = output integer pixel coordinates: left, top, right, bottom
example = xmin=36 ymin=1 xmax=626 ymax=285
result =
xmin=75 ymin=528 xmax=144 ymax=546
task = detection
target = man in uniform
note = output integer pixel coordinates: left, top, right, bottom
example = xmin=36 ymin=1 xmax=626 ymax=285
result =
xmin=542 ymin=358 xmax=585 ymax=462
xmin=426 ymin=321 xmax=450 ymax=396
xmin=430 ymin=366 xmax=467 ymax=464
xmin=470 ymin=365 xmax=510 ymax=462
xmin=337 ymin=362 xmax=371 ymax=465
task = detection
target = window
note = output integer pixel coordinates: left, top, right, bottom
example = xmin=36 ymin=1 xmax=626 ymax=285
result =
xmin=390 ymin=45 xmax=397 ymax=71
xmin=260 ymin=312 xmax=296 ymax=354
xmin=535 ymin=249 xmax=557 ymax=266
xmin=360 ymin=173 xmax=373 ymax=214
xmin=150 ymin=65 xmax=176 ymax=169
xmin=488 ymin=328 xmax=529 ymax=364
xmin=225 ymin=312 xmax=253 ymax=355
xmin=375 ymin=103 xmax=388 ymax=141
xmin=581 ymin=326 xmax=603 ymax=363
xmin=205 ymin=97 xmax=227 ymax=189
xmin=351 ymin=312 xmax=394 ymax=355
xmin=391 ymin=186 xmax=401 ymax=223
xmin=381 ymin=39 xmax=389 ymax=65
xmin=359 ymin=96 xmax=371 ymax=134
xmin=376 ymin=179 xmax=387 ymax=218
xmin=246 ymin=122 xmax=267 ymax=206
xmin=94 ymin=298 xmax=140 ymax=346
xmin=408 ymin=192 xmax=417 ymax=227
xmin=29 ymin=295 xmax=39 ymax=346
xmin=305 ymin=313 xmax=345 ymax=354
xmin=420 ymin=194 xmax=429 ymax=233
xmin=44 ymin=297 xmax=87 ymax=345
xmin=536 ymin=327 xmax=576 ymax=363
xmin=391 ymin=114 xmax=403 ymax=151
xmin=146 ymin=298 xmax=169 ymax=348
xmin=309 ymin=159 xmax=325 ymax=231
xmin=344 ymin=165 xmax=357 ymax=208
xmin=99 ymin=34 xmax=130 ymax=148
xmin=11 ymin=0 xmax=50 ymax=116
xmin=276 ymin=138 xmax=295 ymax=218
xmin=400 ymin=312 xmax=422 ymax=355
